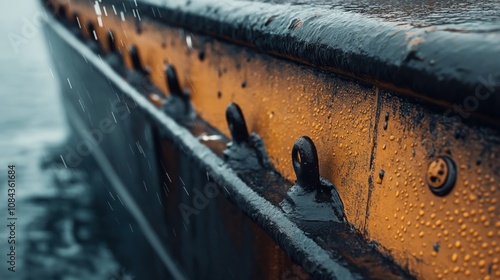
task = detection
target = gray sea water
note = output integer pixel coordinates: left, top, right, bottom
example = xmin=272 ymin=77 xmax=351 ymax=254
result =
xmin=0 ymin=1 xmax=120 ymax=279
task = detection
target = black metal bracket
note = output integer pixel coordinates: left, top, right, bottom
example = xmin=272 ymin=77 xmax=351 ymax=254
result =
xmin=162 ymin=64 xmax=195 ymax=123
xmin=281 ymin=136 xmax=347 ymax=223
xmin=223 ymin=103 xmax=271 ymax=171
xmin=84 ymin=21 xmax=100 ymax=53
xmin=129 ymin=45 xmax=144 ymax=74
xmin=125 ymin=45 xmax=163 ymax=98
xmin=104 ymin=30 xmax=126 ymax=76
xmin=292 ymin=136 xmax=320 ymax=192
xmin=226 ymin=103 xmax=249 ymax=145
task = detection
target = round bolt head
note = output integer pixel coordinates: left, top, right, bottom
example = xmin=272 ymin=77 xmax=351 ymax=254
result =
xmin=426 ymin=155 xmax=456 ymax=196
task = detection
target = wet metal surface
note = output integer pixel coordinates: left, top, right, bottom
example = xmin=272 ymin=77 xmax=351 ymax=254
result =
xmin=43 ymin=0 xmax=500 ymax=279
xmin=368 ymin=90 xmax=500 ymax=279
xmin=246 ymin=0 xmax=500 ymax=29
xmin=133 ymin=0 xmax=500 ymax=122
xmin=42 ymin=6 xmax=414 ymax=279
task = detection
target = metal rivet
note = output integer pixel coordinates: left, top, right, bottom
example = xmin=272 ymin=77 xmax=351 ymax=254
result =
xmin=379 ymin=169 xmax=385 ymax=179
xmin=383 ymin=112 xmax=389 ymax=130
xmin=426 ymin=155 xmax=456 ymax=196
xmin=433 ymin=242 xmax=440 ymax=252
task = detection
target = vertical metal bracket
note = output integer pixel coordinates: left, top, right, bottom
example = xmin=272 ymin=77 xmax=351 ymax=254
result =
xmin=281 ymin=136 xmax=346 ymax=223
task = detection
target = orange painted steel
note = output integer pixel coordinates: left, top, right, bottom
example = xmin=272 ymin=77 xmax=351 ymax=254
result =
xmin=50 ymin=1 xmax=500 ymax=279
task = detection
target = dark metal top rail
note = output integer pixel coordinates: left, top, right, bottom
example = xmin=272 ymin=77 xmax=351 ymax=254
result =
xmin=112 ymin=0 xmax=500 ymax=122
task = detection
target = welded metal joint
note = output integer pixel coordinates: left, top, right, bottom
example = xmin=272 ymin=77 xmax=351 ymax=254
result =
xmin=223 ymin=103 xmax=271 ymax=171
xmin=281 ymin=136 xmax=346 ymax=223
xmin=162 ymin=64 xmax=195 ymax=123
xmin=426 ymin=155 xmax=457 ymax=196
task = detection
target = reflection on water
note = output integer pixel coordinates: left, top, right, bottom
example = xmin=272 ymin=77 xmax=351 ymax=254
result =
xmin=0 ymin=1 xmax=119 ymax=279
xmin=23 ymin=164 xmax=120 ymax=280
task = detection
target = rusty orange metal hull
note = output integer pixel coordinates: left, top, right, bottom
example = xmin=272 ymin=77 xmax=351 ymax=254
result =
xmin=45 ymin=0 xmax=500 ymax=278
